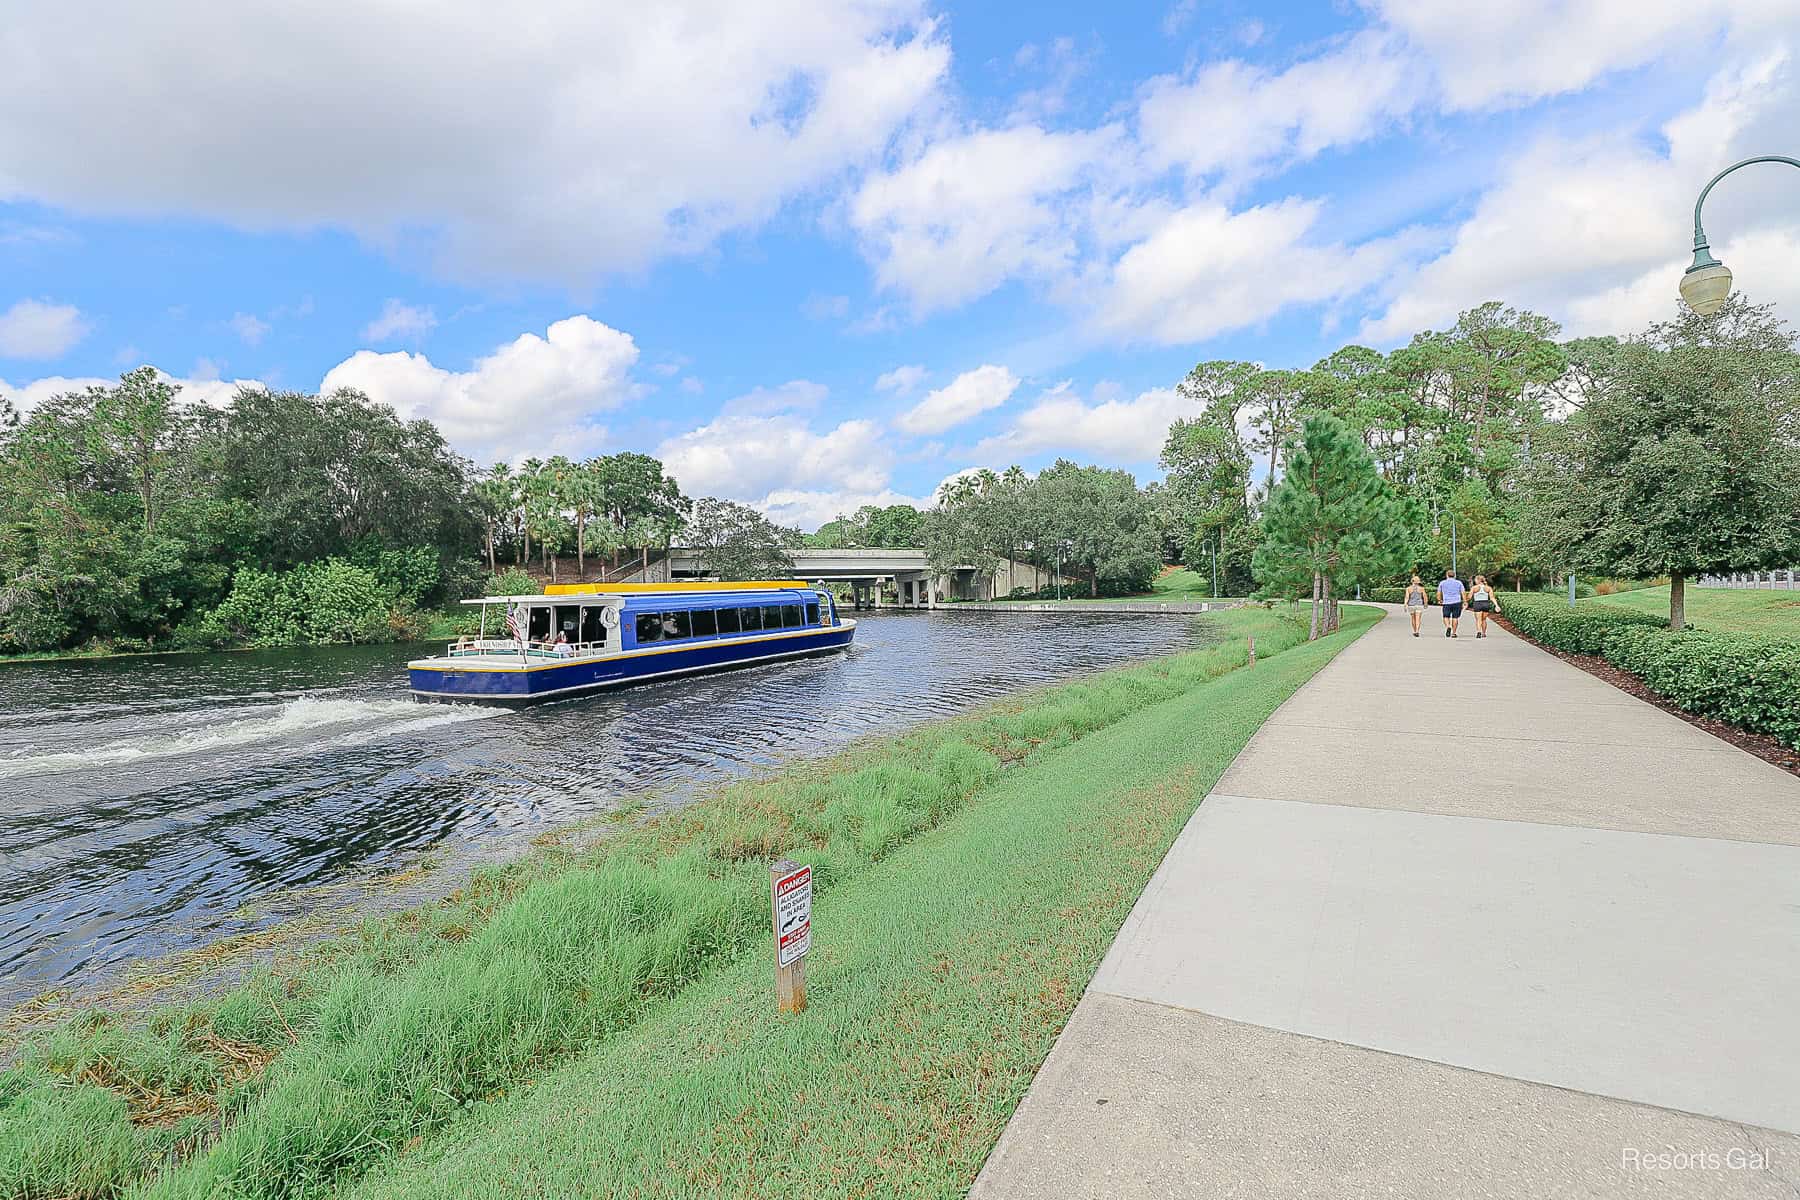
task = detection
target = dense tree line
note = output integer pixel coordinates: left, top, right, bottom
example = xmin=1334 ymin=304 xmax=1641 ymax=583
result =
xmin=6 ymin=294 xmax=1791 ymax=654
xmin=0 ymin=370 xmax=480 ymax=652
xmin=1154 ymin=297 xmax=1798 ymax=631
xmin=805 ymin=504 xmax=924 ymax=550
xmin=922 ymin=462 xmax=1162 ymax=597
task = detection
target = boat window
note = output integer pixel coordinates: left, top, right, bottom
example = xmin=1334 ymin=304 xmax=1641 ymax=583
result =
xmin=740 ymin=606 xmax=763 ymax=632
xmin=717 ymin=606 xmax=742 ymax=634
xmin=763 ymin=605 xmax=784 ymax=629
xmin=662 ymin=610 xmax=691 ymax=639
xmin=528 ymin=607 xmax=552 ymax=642
xmin=781 ymin=604 xmax=801 ymax=628
xmin=691 ymin=608 xmax=717 ymax=637
xmin=805 ymin=602 xmax=820 ymax=625
xmin=555 ymin=606 xmax=581 ymax=640
xmin=579 ymin=607 xmax=608 ymax=646
xmin=635 ymin=612 xmax=663 ymax=643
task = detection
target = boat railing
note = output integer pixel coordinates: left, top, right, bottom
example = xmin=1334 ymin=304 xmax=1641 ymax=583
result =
xmin=446 ymin=637 xmax=611 ymax=660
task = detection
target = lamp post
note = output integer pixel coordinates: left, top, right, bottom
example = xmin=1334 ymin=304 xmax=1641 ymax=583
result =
xmin=1431 ymin=503 xmax=1458 ymax=577
xmin=1679 ymin=155 xmax=1800 ymax=315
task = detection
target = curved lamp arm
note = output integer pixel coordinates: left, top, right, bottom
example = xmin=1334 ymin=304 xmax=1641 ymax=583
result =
xmin=1689 ymin=155 xmax=1800 ymax=270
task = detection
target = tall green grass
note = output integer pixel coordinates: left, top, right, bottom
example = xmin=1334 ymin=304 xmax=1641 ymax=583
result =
xmin=344 ymin=607 xmax=1382 ymax=1199
xmin=1 ymin=607 xmax=1325 ymax=1200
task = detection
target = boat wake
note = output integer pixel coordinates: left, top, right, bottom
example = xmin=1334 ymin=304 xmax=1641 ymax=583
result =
xmin=0 ymin=697 xmax=499 ymax=779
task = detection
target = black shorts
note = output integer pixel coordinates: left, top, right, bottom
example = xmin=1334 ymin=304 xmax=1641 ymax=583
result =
xmin=1470 ymin=599 xmax=1493 ymax=612
xmin=1444 ymin=602 xmax=1463 ymax=619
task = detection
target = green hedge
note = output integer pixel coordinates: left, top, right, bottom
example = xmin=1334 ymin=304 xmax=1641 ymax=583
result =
xmin=1601 ymin=627 xmax=1800 ymax=749
xmin=1499 ymin=594 xmax=1667 ymax=655
xmin=1502 ymin=595 xmax=1799 ymax=749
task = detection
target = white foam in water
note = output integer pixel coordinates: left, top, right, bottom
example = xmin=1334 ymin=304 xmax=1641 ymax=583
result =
xmin=0 ymin=697 xmax=498 ymax=778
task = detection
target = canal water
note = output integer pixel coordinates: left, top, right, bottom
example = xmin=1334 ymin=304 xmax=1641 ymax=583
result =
xmin=0 ymin=610 xmax=1214 ymax=1010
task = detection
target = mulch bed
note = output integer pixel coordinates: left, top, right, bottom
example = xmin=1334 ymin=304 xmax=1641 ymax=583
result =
xmin=1494 ymin=615 xmax=1800 ymax=780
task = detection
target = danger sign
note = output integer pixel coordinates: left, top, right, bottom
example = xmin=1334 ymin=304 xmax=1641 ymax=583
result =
xmin=774 ymin=864 xmax=812 ymax=967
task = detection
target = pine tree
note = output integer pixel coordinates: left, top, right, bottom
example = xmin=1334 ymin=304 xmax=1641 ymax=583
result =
xmin=1254 ymin=413 xmax=1413 ymax=639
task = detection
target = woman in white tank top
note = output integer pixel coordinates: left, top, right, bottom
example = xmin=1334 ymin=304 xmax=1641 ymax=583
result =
xmin=1467 ymin=574 xmax=1500 ymax=638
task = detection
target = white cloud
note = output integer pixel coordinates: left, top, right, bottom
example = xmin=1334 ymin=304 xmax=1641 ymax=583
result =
xmin=362 ymin=299 xmax=437 ymax=343
xmin=974 ymin=381 xmax=1196 ymax=464
xmin=0 ymin=370 xmax=259 ymax=416
xmin=758 ymin=486 xmax=929 ymax=531
xmin=1100 ymin=199 xmax=1418 ymax=345
xmin=1362 ymin=48 xmax=1800 ymax=342
xmin=0 ymin=2 xmax=948 ymax=284
xmin=228 ymin=312 xmax=270 ymax=345
xmin=657 ymin=383 xmax=895 ymax=520
xmin=850 ymin=124 xmax=1127 ymax=314
xmin=720 ymin=379 xmax=827 ymax=417
xmin=321 ymin=315 xmax=637 ymax=463
xmin=874 ymin=364 xmax=928 ymax=394
xmin=0 ymin=299 xmax=89 ymax=359
xmin=1136 ymin=32 xmax=1420 ymax=184
xmin=1370 ymin=0 xmax=1786 ymax=111
xmin=895 ymin=364 xmax=1018 ymax=435
xmin=659 ymin=411 xmax=889 ymax=502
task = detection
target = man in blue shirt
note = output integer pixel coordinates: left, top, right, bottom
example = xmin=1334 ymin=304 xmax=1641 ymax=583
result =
xmin=1437 ymin=570 xmax=1465 ymax=638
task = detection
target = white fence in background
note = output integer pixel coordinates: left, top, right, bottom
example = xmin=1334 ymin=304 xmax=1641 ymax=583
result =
xmin=1698 ymin=569 xmax=1798 ymax=589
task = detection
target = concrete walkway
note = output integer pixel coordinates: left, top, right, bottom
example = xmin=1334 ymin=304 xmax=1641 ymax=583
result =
xmin=972 ymin=606 xmax=1800 ymax=1199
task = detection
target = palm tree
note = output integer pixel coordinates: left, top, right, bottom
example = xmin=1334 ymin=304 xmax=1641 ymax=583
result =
xmin=570 ymin=459 xmax=606 ymax=579
xmin=516 ymin=457 xmax=545 ymax=567
xmin=475 ymin=462 xmax=513 ymax=575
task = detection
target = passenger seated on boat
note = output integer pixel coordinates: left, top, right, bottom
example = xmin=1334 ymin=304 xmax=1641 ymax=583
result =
xmin=552 ymin=630 xmax=572 ymax=656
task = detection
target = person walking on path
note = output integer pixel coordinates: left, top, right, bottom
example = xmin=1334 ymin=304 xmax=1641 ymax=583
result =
xmin=1403 ymin=575 xmax=1429 ymax=637
xmin=1437 ymin=569 xmax=1465 ymax=638
xmin=1468 ymin=574 xmax=1500 ymax=638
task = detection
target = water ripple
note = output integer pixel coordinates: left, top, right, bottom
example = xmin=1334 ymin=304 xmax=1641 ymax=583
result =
xmin=0 ymin=610 xmax=1210 ymax=1006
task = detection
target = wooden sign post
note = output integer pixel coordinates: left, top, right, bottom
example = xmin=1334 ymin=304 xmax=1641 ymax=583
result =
xmin=771 ymin=859 xmax=812 ymax=1014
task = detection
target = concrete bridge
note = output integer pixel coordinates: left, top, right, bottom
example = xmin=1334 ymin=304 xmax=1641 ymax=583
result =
xmin=650 ymin=548 xmax=1054 ymax=608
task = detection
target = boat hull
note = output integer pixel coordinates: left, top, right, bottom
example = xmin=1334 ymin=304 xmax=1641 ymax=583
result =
xmin=409 ymin=624 xmax=855 ymax=704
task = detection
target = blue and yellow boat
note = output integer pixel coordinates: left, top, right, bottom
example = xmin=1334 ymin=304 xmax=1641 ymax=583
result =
xmin=408 ymin=581 xmax=855 ymax=704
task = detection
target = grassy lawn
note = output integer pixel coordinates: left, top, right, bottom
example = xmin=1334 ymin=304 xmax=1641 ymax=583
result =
xmin=340 ymin=608 xmax=1379 ymax=1200
xmin=1585 ymin=585 xmax=1800 ymax=635
xmin=1 ymin=605 xmax=1371 ymax=1200
xmin=1148 ymin=566 xmax=1224 ymax=600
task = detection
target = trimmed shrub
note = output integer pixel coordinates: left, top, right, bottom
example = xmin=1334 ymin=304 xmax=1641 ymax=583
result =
xmin=1499 ymin=594 xmax=1666 ymax=655
xmin=1601 ymin=626 xmax=1800 ymax=749
xmin=1502 ymin=594 xmax=1799 ymax=749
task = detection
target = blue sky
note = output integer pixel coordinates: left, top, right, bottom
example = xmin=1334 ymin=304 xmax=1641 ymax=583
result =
xmin=4 ymin=1 xmax=1800 ymax=528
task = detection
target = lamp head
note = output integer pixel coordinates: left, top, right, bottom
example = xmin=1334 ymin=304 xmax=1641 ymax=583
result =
xmin=1680 ymin=258 xmax=1732 ymax=316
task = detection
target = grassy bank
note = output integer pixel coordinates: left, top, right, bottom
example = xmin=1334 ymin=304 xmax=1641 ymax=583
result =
xmin=0 ymin=605 xmax=1370 ymax=1199
xmin=984 ymin=567 xmax=1240 ymax=606
xmin=1584 ymin=585 xmax=1800 ymax=635
xmin=345 ymin=606 xmax=1379 ymax=1199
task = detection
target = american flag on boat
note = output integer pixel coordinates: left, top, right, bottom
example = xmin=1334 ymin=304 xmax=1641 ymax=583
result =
xmin=504 ymin=602 xmax=525 ymax=643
